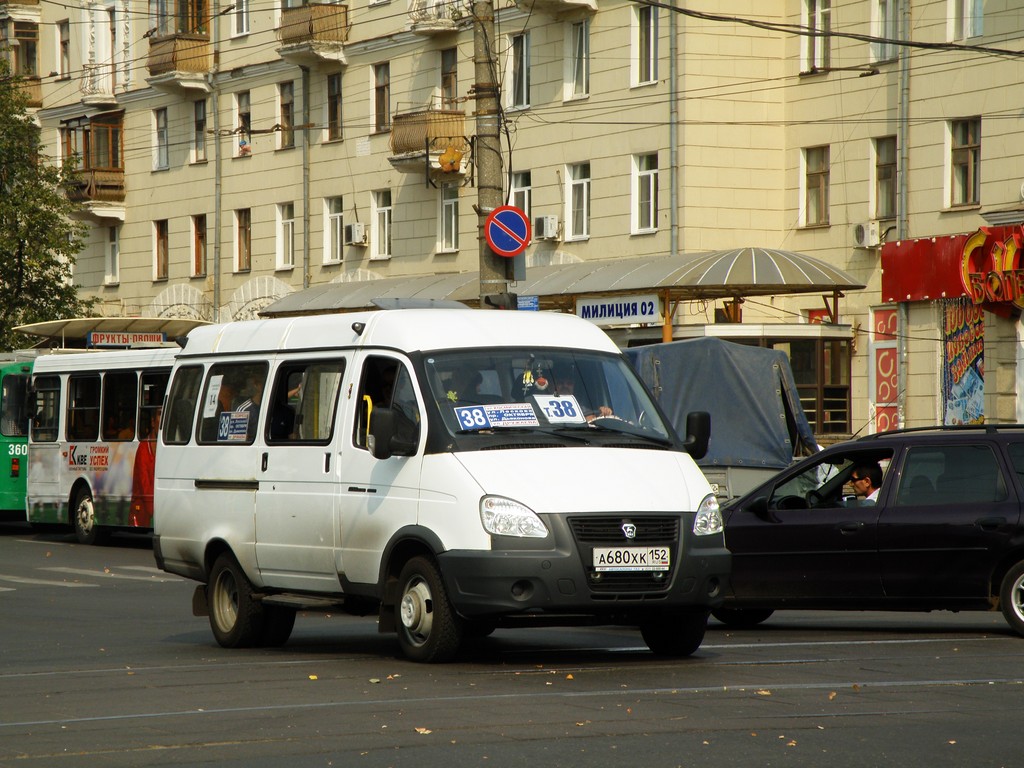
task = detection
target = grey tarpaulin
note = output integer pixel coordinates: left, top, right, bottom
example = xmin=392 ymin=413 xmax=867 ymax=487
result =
xmin=625 ymin=337 xmax=818 ymax=470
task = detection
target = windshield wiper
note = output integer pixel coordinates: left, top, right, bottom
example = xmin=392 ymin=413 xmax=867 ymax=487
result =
xmin=455 ymin=425 xmax=591 ymax=444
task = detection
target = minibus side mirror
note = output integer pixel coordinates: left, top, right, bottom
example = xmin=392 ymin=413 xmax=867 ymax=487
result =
xmin=368 ymin=407 xmax=417 ymax=460
xmin=681 ymin=410 xmax=710 ymax=461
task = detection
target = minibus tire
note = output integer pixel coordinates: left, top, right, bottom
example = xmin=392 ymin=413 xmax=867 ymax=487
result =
xmin=208 ymin=553 xmax=264 ymax=648
xmin=72 ymin=490 xmax=106 ymax=546
xmin=395 ymin=556 xmax=463 ymax=663
xmin=640 ymin=609 xmax=708 ymax=657
xmin=259 ymin=606 xmax=296 ymax=647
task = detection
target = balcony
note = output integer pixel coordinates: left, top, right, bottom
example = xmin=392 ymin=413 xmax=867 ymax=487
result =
xmin=79 ymin=63 xmax=118 ymax=107
xmin=67 ymin=169 xmax=126 ymax=221
xmin=408 ymin=0 xmax=463 ymax=36
xmin=146 ymin=33 xmax=212 ymax=93
xmin=515 ymin=0 xmax=595 ymax=13
xmin=276 ymin=4 xmax=348 ymax=67
xmin=14 ymin=76 xmax=41 ymax=108
xmin=388 ymin=107 xmax=469 ymax=177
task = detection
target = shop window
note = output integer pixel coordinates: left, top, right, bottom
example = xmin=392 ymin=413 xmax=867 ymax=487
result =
xmin=763 ymin=337 xmax=851 ymax=435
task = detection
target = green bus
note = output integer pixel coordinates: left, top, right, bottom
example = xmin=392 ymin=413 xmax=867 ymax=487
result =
xmin=0 ymin=359 xmax=33 ymax=520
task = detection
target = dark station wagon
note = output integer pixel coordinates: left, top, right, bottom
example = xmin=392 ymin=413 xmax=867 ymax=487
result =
xmin=714 ymin=425 xmax=1024 ymax=634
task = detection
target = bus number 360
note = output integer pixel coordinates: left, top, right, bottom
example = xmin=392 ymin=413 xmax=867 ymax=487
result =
xmin=8 ymin=444 xmax=27 ymax=457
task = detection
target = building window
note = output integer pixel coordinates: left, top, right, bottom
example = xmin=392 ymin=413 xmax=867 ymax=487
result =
xmin=633 ymin=6 xmax=657 ymax=85
xmin=950 ymin=0 xmax=982 ymax=40
xmin=803 ymin=145 xmax=830 ymax=226
xmin=440 ymin=183 xmax=459 ymax=252
xmin=236 ymin=208 xmax=251 ymax=271
xmin=326 ymin=73 xmax=343 ymax=141
xmin=58 ymin=21 xmax=70 ymax=79
xmin=372 ymin=190 xmax=392 ymax=260
xmin=802 ymin=0 xmax=831 ymax=72
xmin=9 ymin=21 xmax=39 ymax=78
xmin=950 ymin=118 xmax=981 ymax=207
xmin=871 ymin=0 xmax=898 ymax=62
xmin=105 ymin=226 xmax=119 ymax=284
xmin=874 ymin=136 xmax=897 ymax=219
xmin=193 ymin=100 xmax=207 ymax=162
xmin=511 ymin=171 xmax=532 ymax=219
xmin=567 ymin=162 xmax=591 ymax=240
xmin=440 ymin=47 xmax=458 ymax=109
xmin=192 ymin=214 xmax=207 ymax=277
xmin=154 ymin=108 xmax=169 ymax=170
xmin=277 ymin=202 xmax=295 ymax=269
xmin=236 ymin=91 xmax=251 ymax=156
xmin=510 ymin=33 xmax=530 ymax=109
xmin=154 ymin=220 xmax=169 ymax=280
xmin=567 ymin=19 xmax=590 ymax=99
xmin=373 ymin=63 xmax=391 ymax=133
xmin=279 ymin=81 xmax=294 ymax=149
xmin=234 ymin=0 xmax=249 ymax=35
xmin=633 ymin=153 xmax=658 ymax=233
xmin=324 ymin=196 xmax=343 ymax=264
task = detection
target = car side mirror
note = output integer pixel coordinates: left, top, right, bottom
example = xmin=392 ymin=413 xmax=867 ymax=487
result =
xmin=681 ymin=410 xmax=710 ymax=461
xmin=368 ymin=407 xmax=417 ymax=460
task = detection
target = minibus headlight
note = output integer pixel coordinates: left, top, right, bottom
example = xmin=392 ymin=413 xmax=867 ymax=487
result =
xmin=693 ymin=493 xmax=723 ymax=536
xmin=480 ymin=496 xmax=548 ymax=538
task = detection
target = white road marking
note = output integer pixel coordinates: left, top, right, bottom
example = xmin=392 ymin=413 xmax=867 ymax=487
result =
xmin=0 ymin=572 xmax=98 ymax=587
xmin=42 ymin=567 xmax=181 ymax=583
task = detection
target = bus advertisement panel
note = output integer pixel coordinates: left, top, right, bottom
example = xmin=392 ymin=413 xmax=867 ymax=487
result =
xmin=28 ymin=347 xmax=177 ymax=544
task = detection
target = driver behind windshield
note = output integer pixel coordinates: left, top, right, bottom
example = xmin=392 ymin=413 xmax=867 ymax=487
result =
xmin=552 ymin=366 xmax=612 ymax=422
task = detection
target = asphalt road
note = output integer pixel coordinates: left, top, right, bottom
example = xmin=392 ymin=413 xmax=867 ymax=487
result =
xmin=0 ymin=521 xmax=1020 ymax=768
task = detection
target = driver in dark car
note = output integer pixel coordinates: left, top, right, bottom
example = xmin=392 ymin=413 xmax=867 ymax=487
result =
xmin=850 ymin=462 xmax=883 ymax=505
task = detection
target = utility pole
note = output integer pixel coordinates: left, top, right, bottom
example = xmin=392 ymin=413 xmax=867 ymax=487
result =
xmin=472 ymin=0 xmax=511 ymax=308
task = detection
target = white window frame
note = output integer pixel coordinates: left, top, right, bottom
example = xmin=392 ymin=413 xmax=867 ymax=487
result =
xmin=192 ymin=99 xmax=207 ymax=163
xmin=439 ymin=183 xmax=459 ymax=252
xmin=105 ymin=225 xmax=119 ymax=284
xmin=57 ymin=20 xmax=70 ymax=79
xmin=235 ymin=91 xmax=251 ymax=156
xmin=871 ymin=0 xmax=898 ymax=62
xmin=801 ymin=0 xmax=831 ymax=73
xmin=565 ymin=162 xmax=591 ymax=241
xmin=508 ymin=32 xmax=531 ymax=110
xmin=511 ymin=171 xmax=532 ymax=220
xmin=949 ymin=0 xmax=982 ymax=41
xmin=631 ymin=5 xmax=658 ymax=86
xmin=278 ymin=81 xmax=294 ymax=149
xmin=564 ymin=19 xmax=589 ymax=101
xmin=372 ymin=62 xmax=391 ymax=133
xmin=277 ymin=202 xmax=295 ymax=269
xmin=371 ymin=190 xmax=392 ymax=261
xmin=632 ymin=153 xmax=658 ymax=233
xmin=872 ymin=136 xmax=897 ymax=220
xmin=440 ymin=47 xmax=458 ymax=109
xmin=154 ymin=107 xmax=169 ymax=170
xmin=233 ymin=0 xmax=249 ymax=36
xmin=324 ymin=196 xmax=343 ymax=264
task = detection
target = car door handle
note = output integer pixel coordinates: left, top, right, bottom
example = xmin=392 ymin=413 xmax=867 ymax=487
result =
xmin=976 ymin=517 xmax=1005 ymax=531
xmin=838 ymin=522 xmax=865 ymax=535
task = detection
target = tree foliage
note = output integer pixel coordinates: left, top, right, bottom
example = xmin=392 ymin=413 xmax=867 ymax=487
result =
xmin=0 ymin=60 xmax=95 ymax=351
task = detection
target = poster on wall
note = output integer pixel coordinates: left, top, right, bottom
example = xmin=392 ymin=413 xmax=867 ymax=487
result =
xmin=942 ymin=298 xmax=985 ymax=425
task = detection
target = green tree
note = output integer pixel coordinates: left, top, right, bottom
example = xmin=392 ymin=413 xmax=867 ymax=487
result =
xmin=0 ymin=59 xmax=95 ymax=351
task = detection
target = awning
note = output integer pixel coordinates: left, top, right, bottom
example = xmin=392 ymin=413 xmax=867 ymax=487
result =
xmin=262 ymin=248 xmax=864 ymax=319
xmin=15 ymin=316 xmax=210 ymax=345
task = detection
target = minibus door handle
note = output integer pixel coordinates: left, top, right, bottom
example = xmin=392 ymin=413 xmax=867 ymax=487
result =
xmin=261 ymin=452 xmax=268 ymax=472
xmin=324 ymin=452 xmax=331 ymax=472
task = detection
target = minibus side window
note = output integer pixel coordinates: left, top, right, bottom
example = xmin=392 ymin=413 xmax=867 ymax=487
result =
xmin=354 ymin=357 xmax=404 ymax=450
xmin=197 ymin=362 xmax=268 ymax=445
xmin=67 ymin=374 xmax=100 ymax=441
xmin=31 ymin=375 xmax=60 ymax=443
xmin=164 ymin=366 xmax=203 ymax=445
xmin=102 ymin=371 xmax=138 ymax=441
xmin=266 ymin=359 xmax=345 ymax=444
xmin=139 ymin=371 xmax=169 ymax=442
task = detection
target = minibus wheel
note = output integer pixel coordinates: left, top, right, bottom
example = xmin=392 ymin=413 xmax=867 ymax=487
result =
xmin=640 ymin=609 xmax=708 ymax=657
xmin=72 ymin=490 xmax=106 ymax=546
xmin=259 ymin=606 xmax=296 ymax=647
xmin=396 ymin=556 xmax=463 ymax=663
xmin=208 ymin=553 xmax=264 ymax=648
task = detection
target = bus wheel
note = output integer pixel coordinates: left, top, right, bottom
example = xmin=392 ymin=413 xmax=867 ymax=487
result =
xmin=395 ymin=556 xmax=463 ymax=663
xmin=259 ymin=606 xmax=296 ymax=647
xmin=72 ymin=490 xmax=106 ymax=546
xmin=208 ymin=553 xmax=264 ymax=648
xmin=640 ymin=609 xmax=709 ymax=657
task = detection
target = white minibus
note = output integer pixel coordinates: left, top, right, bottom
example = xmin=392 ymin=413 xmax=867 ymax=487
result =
xmin=153 ymin=308 xmax=729 ymax=662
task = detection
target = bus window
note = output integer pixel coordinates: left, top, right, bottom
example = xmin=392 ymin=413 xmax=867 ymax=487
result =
xmin=266 ymin=359 xmax=345 ymax=444
xmin=102 ymin=371 xmax=138 ymax=441
xmin=164 ymin=366 xmax=202 ymax=445
xmin=198 ymin=362 xmax=267 ymax=444
xmin=67 ymin=375 xmax=101 ymax=441
xmin=139 ymin=371 xmax=169 ymax=440
xmin=1 ymin=372 xmax=30 ymax=437
xmin=32 ymin=375 xmax=60 ymax=443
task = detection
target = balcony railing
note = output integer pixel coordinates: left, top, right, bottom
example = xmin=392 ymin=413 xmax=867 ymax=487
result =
xmin=390 ymin=108 xmax=464 ymax=155
xmin=67 ymin=169 xmax=126 ymax=204
xmin=408 ymin=0 xmax=462 ymax=35
xmin=278 ymin=3 xmax=348 ymax=44
xmin=147 ymin=33 xmax=212 ymax=76
xmin=15 ymin=76 xmax=41 ymax=108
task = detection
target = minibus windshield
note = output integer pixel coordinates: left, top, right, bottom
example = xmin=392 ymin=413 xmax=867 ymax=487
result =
xmin=423 ymin=349 xmax=674 ymax=442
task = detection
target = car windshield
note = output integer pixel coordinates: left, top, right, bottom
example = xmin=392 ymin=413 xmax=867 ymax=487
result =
xmin=423 ymin=349 xmax=673 ymax=443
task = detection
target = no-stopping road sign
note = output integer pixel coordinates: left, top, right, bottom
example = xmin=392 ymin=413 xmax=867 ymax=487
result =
xmin=485 ymin=206 xmax=531 ymax=258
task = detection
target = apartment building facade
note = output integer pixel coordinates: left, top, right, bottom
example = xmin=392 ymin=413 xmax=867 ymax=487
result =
xmin=3 ymin=0 xmax=1024 ymax=438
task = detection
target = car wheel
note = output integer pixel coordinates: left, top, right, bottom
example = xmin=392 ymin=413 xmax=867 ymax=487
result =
xmin=395 ymin=556 xmax=463 ymax=663
xmin=72 ymin=489 xmax=107 ymax=546
xmin=208 ymin=553 xmax=264 ymax=648
xmin=259 ymin=606 xmax=297 ymax=647
xmin=999 ymin=561 xmax=1024 ymax=636
xmin=711 ymin=607 xmax=775 ymax=628
xmin=640 ymin=609 xmax=708 ymax=657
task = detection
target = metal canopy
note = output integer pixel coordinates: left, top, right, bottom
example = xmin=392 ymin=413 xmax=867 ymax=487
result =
xmin=15 ymin=317 xmax=210 ymax=344
xmin=261 ymin=248 xmax=865 ymax=318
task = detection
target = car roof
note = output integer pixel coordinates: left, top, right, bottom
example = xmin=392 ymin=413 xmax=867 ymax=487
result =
xmin=854 ymin=424 xmax=1024 ymax=443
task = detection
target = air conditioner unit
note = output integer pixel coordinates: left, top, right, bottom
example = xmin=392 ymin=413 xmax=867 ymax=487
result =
xmin=533 ymin=215 xmax=559 ymax=241
xmin=852 ymin=220 xmax=880 ymax=248
xmin=344 ymin=222 xmax=367 ymax=246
